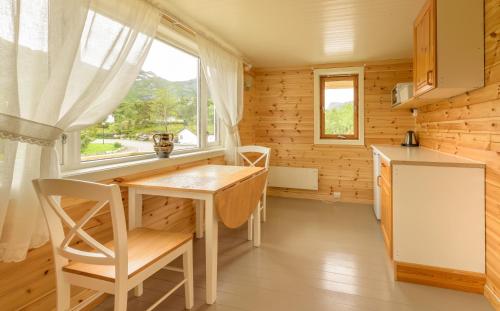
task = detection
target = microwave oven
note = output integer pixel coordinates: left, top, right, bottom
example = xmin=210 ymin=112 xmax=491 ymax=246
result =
xmin=391 ymin=83 xmax=413 ymax=106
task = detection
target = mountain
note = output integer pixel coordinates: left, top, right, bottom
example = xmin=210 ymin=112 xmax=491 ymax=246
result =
xmin=128 ymin=70 xmax=197 ymax=101
xmin=325 ymin=101 xmax=352 ymax=110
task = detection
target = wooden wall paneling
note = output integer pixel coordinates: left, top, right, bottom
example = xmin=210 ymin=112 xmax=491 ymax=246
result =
xmin=239 ymin=71 xmax=258 ymax=145
xmin=250 ymin=61 xmax=415 ymax=204
xmin=415 ymin=0 xmax=500 ymax=307
xmin=0 ymin=156 xmax=224 ymax=310
xmin=485 ymin=0 xmax=500 ymax=84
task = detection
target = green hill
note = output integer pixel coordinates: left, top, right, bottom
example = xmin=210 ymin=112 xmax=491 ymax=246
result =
xmin=81 ymin=70 xmax=200 ymax=149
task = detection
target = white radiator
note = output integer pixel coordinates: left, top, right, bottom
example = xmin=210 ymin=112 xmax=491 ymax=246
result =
xmin=268 ymin=166 xmax=318 ymax=190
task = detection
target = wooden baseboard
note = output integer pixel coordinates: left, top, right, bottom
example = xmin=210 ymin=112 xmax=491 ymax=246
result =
xmin=394 ymin=261 xmax=486 ymax=294
xmin=485 ymin=284 xmax=500 ymax=311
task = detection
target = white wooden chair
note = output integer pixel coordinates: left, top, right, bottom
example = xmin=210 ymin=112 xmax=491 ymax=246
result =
xmin=235 ymin=145 xmax=271 ymax=241
xmin=32 ymin=179 xmax=194 ymax=311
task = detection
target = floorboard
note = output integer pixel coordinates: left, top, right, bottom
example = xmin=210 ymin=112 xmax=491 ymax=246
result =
xmin=94 ymin=197 xmax=493 ymax=311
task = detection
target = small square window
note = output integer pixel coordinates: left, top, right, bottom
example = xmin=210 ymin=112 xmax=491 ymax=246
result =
xmin=314 ymin=67 xmax=364 ymax=145
xmin=320 ymin=74 xmax=358 ymax=140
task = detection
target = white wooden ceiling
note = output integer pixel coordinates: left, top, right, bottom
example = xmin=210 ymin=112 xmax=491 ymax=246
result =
xmin=160 ymin=0 xmax=426 ymax=68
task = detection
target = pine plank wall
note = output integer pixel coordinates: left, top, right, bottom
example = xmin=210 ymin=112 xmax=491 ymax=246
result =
xmin=249 ymin=61 xmax=415 ymax=203
xmin=415 ymin=0 xmax=500 ymax=307
xmin=0 ymin=0 xmax=498 ymax=310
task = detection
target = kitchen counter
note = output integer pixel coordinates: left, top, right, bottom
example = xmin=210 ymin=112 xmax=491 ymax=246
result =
xmin=371 ymin=144 xmax=485 ymax=284
xmin=371 ymin=145 xmax=485 ymax=168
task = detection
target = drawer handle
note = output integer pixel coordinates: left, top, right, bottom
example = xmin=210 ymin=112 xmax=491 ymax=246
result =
xmin=377 ymin=175 xmax=382 ymax=187
xmin=427 ymin=70 xmax=433 ymax=85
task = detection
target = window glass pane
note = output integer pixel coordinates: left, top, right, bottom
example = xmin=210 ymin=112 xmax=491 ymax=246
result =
xmin=207 ymin=96 xmax=218 ymax=144
xmin=323 ymin=78 xmax=355 ymax=136
xmin=81 ymin=39 xmax=199 ymax=161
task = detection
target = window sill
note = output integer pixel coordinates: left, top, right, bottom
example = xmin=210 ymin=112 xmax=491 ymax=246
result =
xmin=313 ymin=138 xmax=365 ymax=146
xmin=62 ymin=148 xmax=225 ymax=182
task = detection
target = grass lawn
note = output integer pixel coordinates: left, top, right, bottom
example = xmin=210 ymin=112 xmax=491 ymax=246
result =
xmin=82 ymin=143 xmax=121 ymax=155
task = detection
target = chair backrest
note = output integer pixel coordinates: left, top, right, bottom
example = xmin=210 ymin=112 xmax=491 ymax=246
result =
xmin=236 ymin=145 xmax=271 ymax=168
xmin=215 ymin=170 xmax=268 ymax=228
xmin=32 ymin=179 xmax=127 ymax=271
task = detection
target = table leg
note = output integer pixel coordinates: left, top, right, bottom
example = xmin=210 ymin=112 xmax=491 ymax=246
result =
xmin=128 ymin=187 xmax=143 ymax=297
xmin=195 ymin=200 xmax=204 ymax=239
xmin=128 ymin=187 xmax=142 ymax=230
xmin=204 ymin=196 xmax=218 ymax=304
xmin=252 ymin=201 xmax=261 ymax=247
xmin=247 ymin=216 xmax=253 ymax=241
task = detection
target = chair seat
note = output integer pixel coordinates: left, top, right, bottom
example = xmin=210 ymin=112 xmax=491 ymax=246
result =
xmin=63 ymin=228 xmax=192 ymax=282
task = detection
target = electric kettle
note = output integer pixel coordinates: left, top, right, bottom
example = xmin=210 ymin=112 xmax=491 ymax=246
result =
xmin=402 ymin=130 xmax=419 ymax=147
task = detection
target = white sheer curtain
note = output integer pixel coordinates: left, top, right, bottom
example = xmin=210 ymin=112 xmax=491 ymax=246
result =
xmin=0 ymin=0 xmax=160 ymax=262
xmin=196 ymin=36 xmax=244 ymax=163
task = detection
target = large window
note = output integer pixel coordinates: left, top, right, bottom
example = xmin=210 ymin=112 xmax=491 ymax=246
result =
xmin=314 ymin=67 xmax=364 ymax=145
xmin=69 ymin=38 xmax=220 ymax=167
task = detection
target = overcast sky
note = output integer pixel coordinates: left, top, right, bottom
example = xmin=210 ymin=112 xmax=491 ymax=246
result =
xmin=142 ymin=39 xmax=198 ymax=82
xmin=325 ymin=88 xmax=354 ymax=110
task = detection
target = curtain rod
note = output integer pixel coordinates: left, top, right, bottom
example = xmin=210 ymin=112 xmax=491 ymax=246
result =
xmin=157 ymin=8 xmax=252 ymax=69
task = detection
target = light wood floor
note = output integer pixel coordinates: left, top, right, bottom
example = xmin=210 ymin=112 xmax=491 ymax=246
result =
xmin=95 ymin=197 xmax=494 ymax=311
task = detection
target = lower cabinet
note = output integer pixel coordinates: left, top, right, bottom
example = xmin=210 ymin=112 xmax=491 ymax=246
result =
xmin=375 ymin=158 xmax=485 ymax=293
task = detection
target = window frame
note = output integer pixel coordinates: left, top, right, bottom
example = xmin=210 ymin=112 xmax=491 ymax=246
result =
xmin=200 ymin=72 xmax=222 ymax=148
xmin=61 ymin=32 xmax=222 ymax=171
xmin=313 ymin=67 xmax=365 ymax=146
xmin=319 ymin=74 xmax=359 ymax=140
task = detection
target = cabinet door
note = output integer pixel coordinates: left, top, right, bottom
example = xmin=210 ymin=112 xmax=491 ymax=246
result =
xmin=380 ymin=162 xmax=392 ymax=258
xmin=413 ymin=0 xmax=436 ymax=96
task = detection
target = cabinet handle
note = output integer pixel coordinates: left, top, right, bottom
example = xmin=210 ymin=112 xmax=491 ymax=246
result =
xmin=377 ymin=175 xmax=382 ymax=187
xmin=426 ymin=70 xmax=433 ymax=85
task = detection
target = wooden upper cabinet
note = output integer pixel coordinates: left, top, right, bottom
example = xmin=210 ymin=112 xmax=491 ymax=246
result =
xmin=410 ymin=0 xmax=484 ymax=101
xmin=413 ymin=0 xmax=436 ymax=96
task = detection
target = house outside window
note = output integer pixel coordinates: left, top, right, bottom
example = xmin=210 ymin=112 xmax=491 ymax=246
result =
xmin=63 ymin=36 xmax=221 ymax=170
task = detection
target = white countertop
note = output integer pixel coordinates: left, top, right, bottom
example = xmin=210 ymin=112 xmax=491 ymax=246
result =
xmin=371 ymin=145 xmax=485 ymax=168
